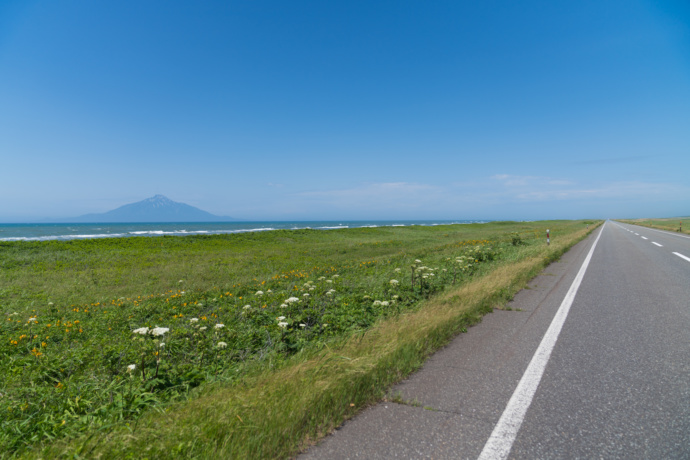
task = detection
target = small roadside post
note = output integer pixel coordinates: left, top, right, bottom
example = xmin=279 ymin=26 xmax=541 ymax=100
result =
xmin=546 ymin=229 xmax=550 ymax=246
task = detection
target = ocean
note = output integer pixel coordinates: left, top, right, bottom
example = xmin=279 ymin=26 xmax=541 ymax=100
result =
xmin=0 ymin=220 xmax=486 ymax=242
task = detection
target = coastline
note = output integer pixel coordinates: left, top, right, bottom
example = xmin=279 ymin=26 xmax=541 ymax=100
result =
xmin=0 ymin=220 xmax=488 ymax=242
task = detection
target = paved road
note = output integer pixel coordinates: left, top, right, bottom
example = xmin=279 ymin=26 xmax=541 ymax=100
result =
xmin=301 ymin=222 xmax=690 ymax=459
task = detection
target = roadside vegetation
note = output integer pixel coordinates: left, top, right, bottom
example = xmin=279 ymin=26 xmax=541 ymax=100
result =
xmin=0 ymin=220 xmax=600 ymax=458
xmin=617 ymin=217 xmax=689 ymax=235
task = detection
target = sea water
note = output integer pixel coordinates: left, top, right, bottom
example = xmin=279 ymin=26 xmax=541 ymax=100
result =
xmin=0 ymin=220 xmax=487 ymax=242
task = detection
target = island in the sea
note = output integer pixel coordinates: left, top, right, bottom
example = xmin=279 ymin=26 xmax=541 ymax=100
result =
xmin=60 ymin=195 xmax=237 ymax=223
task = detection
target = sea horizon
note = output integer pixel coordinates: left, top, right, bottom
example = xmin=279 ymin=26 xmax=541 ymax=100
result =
xmin=0 ymin=220 xmax=489 ymax=242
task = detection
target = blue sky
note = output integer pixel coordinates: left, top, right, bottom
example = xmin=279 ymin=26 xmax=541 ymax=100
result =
xmin=1 ymin=0 xmax=688 ymax=222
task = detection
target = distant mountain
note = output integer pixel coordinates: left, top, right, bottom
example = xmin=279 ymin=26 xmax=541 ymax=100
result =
xmin=64 ymin=195 xmax=237 ymax=223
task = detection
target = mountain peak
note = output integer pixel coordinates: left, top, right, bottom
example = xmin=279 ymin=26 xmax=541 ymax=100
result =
xmin=66 ymin=196 xmax=237 ymax=223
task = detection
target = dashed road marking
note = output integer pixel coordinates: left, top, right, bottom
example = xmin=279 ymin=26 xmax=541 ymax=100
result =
xmin=673 ymin=252 xmax=690 ymax=263
xmin=641 ymin=236 xmax=648 ymax=240
xmin=652 ymin=242 xmax=663 ymax=247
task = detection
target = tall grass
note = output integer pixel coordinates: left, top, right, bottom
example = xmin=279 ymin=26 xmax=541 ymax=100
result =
xmin=0 ymin=220 xmax=598 ymax=458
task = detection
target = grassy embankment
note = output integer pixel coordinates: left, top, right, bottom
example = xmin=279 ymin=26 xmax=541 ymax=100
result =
xmin=617 ymin=217 xmax=689 ymax=235
xmin=0 ymin=220 xmax=600 ymax=458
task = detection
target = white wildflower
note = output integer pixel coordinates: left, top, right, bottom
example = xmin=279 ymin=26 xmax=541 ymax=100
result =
xmin=178 ymin=280 xmax=184 ymax=283
xmin=277 ymin=322 xmax=288 ymax=328
xmin=127 ymin=364 xmax=136 ymax=372
xmin=151 ymin=327 xmax=169 ymax=336
xmin=243 ymin=305 xmax=251 ymax=309
xmin=415 ymin=259 xmax=422 ymax=263
xmin=286 ymin=297 xmax=300 ymax=303
xmin=394 ymin=268 xmax=401 ymax=272
xmin=160 ymin=342 xmax=165 ymax=348
xmin=190 ymin=318 xmax=199 ymax=323
xmin=199 ymin=326 xmax=207 ymax=331
xmin=392 ymin=295 xmax=399 ymax=299
xmin=333 ymin=274 xmax=339 ymax=278
xmin=326 ymin=280 xmax=333 ymax=283
xmin=299 ymin=323 xmax=306 ymax=328
xmin=133 ymin=327 xmax=149 ymax=335
xmin=381 ymin=301 xmax=390 ymax=307
xmin=373 ymin=300 xmax=382 ymax=306
xmin=318 ymin=276 xmax=326 ymax=281
xmin=267 ymin=289 xmax=272 ymax=293
xmin=27 ymin=317 xmax=38 ymax=323
xmin=255 ymin=291 xmax=264 ymax=296
xmin=280 ymin=303 xmax=287 ymax=308
xmin=217 ymin=342 xmax=228 ymax=349
xmin=303 ymin=293 xmax=310 ymax=297
xmin=214 ymin=323 xmax=225 ymax=329
xmin=277 ymin=316 xmax=286 ymax=321
xmin=389 ymin=279 xmax=399 ymax=286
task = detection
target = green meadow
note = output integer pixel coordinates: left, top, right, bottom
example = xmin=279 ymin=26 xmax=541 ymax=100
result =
xmin=0 ymin=220 xmax=599 ymax=458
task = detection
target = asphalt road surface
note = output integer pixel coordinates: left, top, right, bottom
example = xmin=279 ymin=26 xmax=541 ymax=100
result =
xmin=301 ymin=221 xmax=690 ymax=459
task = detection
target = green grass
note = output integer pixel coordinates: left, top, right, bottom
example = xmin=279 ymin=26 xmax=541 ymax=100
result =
xmin=617 ymin=217 xmax=689 ymax=235
xmin=0 ymin=220 xmax=598 ymax=458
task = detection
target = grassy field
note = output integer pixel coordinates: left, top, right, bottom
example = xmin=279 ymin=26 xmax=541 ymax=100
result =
xmin=617 ymin=217 xmax=689 ymax=235
xmin=0 ymin=220 xmax=600 ymax=458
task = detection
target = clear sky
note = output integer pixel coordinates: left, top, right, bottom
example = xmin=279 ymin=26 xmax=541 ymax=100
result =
xmin=1 ymin=0 xmax=689 ymax=222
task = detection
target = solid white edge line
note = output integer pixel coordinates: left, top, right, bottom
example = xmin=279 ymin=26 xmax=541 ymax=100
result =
xmin=673 ymin=252 xmax=690 ymax=263
xmin=477 ymin=223 xmax=605 ymax=460
xmin=652 ymin=242 xmax=663 ymax=247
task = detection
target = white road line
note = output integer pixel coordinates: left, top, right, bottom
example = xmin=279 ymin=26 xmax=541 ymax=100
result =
xmin=641 ymin=236 xmax=648 ymax=240
xmin=674 ymin=252 xmax=690 ymax=263
xmin=478 ymin=224 xmax=604 ymax=460
xmin=634 ymin=233 xmax=639 ymax=235
xmin=653 ymin=242 xmax=663 ymax=247
xmin=627 ymin=224 xmax=690 ymax=240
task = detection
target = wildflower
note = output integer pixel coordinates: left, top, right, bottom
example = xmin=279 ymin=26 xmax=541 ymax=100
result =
xmin=392 ymin=295 xmax=399 ymax=299
xmin=127 ymin=364 xmax=136 ymax=372
xmin=160 ymin=342 xmax=165 ymax=348
xmin=286 ymin=297 xmax=300 ymax=303
xmin=299 ymin=323 xmax=306 ymax=328
xmin=318 ymin=276 xmax=326 ymax=281
xmin=333 ymin=274 xmax=340 ymax=278
xmin=190 ymin=318 xmax=199 ymax=323
xmin=303 ymin=293 xmax=310 ymax=297
xmin=390 ymin=279 xmax=399 ymax=286
xmin=280 ymin=303 xmax=288 ymax=308
xmin=326 ymin=280 xmax=333 ymax=283
xmin=277 ymin=316 xmax=286 ymax=321
xmin=214 ymin=323 xmax=225 ymax=329
xmin=133 ymin=327 xmax=149 ymax=335
xmin=255 ymin=291 xmax=264 ymax=296
xmin=199 ymin=327 xmax=207 ymax=331
xmin=373 ymin=300 xmax=382 ymax=306
xmin=217 ymin=342 xmax=228 ymax=349
xmin=394 ymin=268 xmax=401 ymax=272
xmin=151 ymin=327 xmax=169 ymax=336
xmin=381 ymin=301 xmax=390 ymax=307
xmin=267 ymin=289 xmax=273 ymax=293
xmin=277 ymin=322 xmax=288 ymax=328
xmin=28 ymin=317 xmax=38 ymax=323
xmin=243 ymin=305 xmax=251 ymax=309
xmin=415 ymin=259 xmax=422 ymax=263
